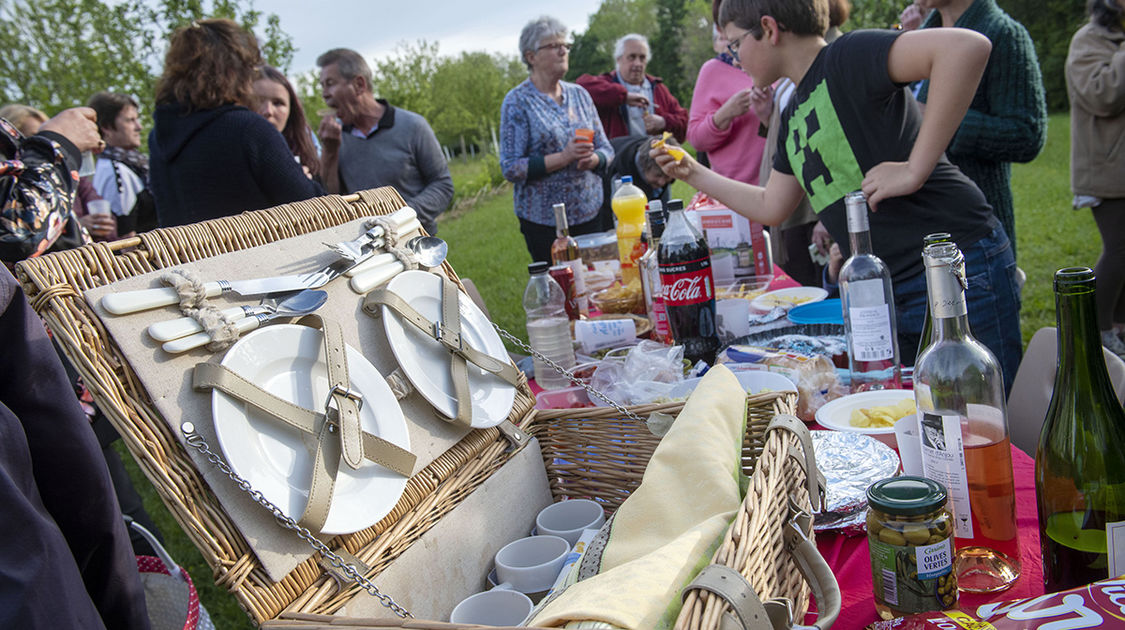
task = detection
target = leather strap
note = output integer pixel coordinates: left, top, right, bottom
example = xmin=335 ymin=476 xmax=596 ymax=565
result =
xmin=683 ymin=564 xmax=773 ymax=630
xmin=363 ymin=276 xmax=520 ymax=426
xmin=766 ymin=414 xmax=823 ymax=511
xmin=783 ymin=498 xmax=841 ymax=630
xmin=192 ymin=364 xmax=416 ymax=477
xmin=306 ymin=316 xmax=364 ymax=470
xmin=192 ymin=319 xmax=417 ymax=533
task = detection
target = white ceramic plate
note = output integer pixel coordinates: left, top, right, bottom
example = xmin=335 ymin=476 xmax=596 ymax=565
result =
xmin=750 ymin=287 xmax=829 ymax=312
xmin=212 ymin=324 xmax=410 ymax=535
xmin=666 ymin=370 xmax=798 ymax=401
xmin=814 ymin=388 xmax=915 ymax=446
xmin=382 ymin=270 xmax=515 ymax=428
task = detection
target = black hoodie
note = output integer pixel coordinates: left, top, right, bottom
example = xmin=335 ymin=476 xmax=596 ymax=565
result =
xmin=148 ymin=102 xmax=322 ymax=227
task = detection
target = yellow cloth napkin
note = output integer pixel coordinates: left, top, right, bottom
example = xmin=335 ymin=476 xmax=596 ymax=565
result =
xmin=529 ymin=365 xmax=748 ymax=629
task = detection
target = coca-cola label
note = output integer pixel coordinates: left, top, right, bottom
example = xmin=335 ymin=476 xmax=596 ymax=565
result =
xmin=660 ymin=256 xmax=714 ymax=306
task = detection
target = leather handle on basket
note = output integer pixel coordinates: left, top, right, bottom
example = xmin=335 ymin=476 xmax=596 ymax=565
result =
xmin=783 ymin=498 xmax=841 ymax=630
xmin=681 ymin=512 xmax=842 ymax=630
xmin=766 ymin=414 xmax=824 ymax=512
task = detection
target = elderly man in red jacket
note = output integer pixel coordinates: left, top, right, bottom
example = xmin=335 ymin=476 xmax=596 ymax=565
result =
xmin=577 ymin=33 xmax=689 ymax=142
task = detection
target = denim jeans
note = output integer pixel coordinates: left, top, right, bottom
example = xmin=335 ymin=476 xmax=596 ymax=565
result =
xmin=894 ymin=222 xmax=1022 ymax=394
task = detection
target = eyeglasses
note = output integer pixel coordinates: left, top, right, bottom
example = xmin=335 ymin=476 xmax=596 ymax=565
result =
xmin=537 ymin=42 xmax=572 ymax=53
xmin=725 ymin=31 xmax=753 ymax=61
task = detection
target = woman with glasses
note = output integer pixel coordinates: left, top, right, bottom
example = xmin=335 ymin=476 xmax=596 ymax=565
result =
xmin=500 ymin=16 xmax=614 ymax=263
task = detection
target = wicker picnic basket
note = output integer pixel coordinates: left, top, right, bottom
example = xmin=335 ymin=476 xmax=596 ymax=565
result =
xmin=15 ymin=187 xmax=836 ymax=629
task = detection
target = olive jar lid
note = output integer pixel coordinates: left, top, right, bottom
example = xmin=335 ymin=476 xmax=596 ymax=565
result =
xmin=867 ymin=476 xmax=947 ymax=516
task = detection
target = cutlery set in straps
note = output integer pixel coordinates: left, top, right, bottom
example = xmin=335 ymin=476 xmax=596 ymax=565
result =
xmin=100 ymin=206 xmax=449 ymax=352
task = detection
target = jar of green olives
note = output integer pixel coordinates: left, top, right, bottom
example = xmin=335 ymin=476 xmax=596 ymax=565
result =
xmin=866 ymin=476 xmax=957 ymax=620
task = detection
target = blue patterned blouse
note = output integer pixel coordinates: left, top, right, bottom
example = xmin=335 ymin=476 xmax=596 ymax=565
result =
xmin=499 ymin=79 xmax=613 ymax=226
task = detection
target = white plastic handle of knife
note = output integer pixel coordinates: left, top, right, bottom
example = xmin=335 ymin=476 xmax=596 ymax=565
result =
xmin=147 ymin=306 xmax=247 ymax=341
xmin=345 ymin=251 xmax=396 ymax=277
xmin=350 ymin=261 xmax=406 ymax=294
xmin=386 ymin=206 xmax=417 ymax=227
xmin=162 ymin=316 xmax=261 ymax=354
xmin=102 ymin=282 xmax=223 ymax=315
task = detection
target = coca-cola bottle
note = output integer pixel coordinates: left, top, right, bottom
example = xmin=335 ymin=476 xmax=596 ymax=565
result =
xmin=658 ymin=199 xmax=719 ymax=365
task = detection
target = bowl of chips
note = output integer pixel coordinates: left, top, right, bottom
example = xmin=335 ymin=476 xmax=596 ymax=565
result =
xmin=590 ymin=279 xmax=645 ymax=314
xmin=814 ymin=389 xmax=916 ymax=447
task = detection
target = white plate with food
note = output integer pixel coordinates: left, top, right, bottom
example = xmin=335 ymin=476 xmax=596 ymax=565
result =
xmin=382 ymin=270 xmax=515 ymax=428
xmin=814 ymin=388 xmax=916 ymax=447
xmin=750 ymin=286 xmax=828 ymax=312
xmin=212 ymin=324 xmax=410 ymax=535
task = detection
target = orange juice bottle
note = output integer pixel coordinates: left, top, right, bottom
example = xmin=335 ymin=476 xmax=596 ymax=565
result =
xmin=612 ymin=176 xmax=647 ymax=285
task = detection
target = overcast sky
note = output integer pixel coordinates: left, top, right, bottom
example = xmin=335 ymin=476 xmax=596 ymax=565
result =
xmin=267 ymin=0 xmax=604 ymax=76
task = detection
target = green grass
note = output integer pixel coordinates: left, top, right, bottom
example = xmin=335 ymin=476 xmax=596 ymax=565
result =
xmin=1011 ymin=113 xmax=1100 ymax=343
xmin=129 ymin=112 xmax=1098 ymax=628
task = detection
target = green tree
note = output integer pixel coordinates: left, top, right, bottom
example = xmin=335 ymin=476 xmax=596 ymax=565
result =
xmin=846 ymin=0 xmax=904 ymax=29
xmin=1003 ymin=0 xmax=1086 ymax=112
xmin=566 ymin=0 xmax=659 ymax=81
xmin=0 ymin=0 xmax=293 ymax=115
xmin=369 ymin=40 xmax=441 ymax=121
xmin=428 ymin=51 xmax=524 ymax=148
xmin=650 ymin=0 xmax=688 ymax=98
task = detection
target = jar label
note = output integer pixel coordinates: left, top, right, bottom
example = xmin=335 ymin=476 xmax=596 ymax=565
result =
xmin=659 ymin=256 xmax=714 ymax=307
xmin=870 ymin=535 xmax=956 ymax=614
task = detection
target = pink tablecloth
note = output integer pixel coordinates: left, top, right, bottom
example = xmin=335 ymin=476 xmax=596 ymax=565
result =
xmin=809 ymin=445 xmax=1043 ymax=628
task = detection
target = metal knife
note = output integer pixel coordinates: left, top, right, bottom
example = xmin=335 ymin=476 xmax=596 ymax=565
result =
xmin=101 ymin=257 xmax=354 ymax=315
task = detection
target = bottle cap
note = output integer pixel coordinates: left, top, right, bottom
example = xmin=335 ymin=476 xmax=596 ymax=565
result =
xmin=622 ymin=175 xmax=633 ymax=184
xmin=528 ymin=261 xmax=550 ymax=275
xmin=667 ymin=199 xmax=684 ymax=211
xmin=923 ymin=232 xmax=952 ymax=247
xmin=867 ymin=476 xmax=947 ymax=516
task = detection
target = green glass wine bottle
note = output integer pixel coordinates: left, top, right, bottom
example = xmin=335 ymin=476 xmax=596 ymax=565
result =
xmin=1035 ymin=267 xmax=1125 ymax=592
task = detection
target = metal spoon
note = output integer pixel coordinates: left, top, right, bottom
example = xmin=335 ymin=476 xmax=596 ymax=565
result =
xmin=147 ymin=293 xmax=286 ymax=342
xmin=162 ymin=290 xmax=329 ymax=354
xmin=348 ymin=236 xmax=449 ymax=294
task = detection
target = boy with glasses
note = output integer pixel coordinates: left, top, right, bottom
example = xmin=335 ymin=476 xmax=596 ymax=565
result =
xmin=653 ymin=0 xmax=1024 ymax=391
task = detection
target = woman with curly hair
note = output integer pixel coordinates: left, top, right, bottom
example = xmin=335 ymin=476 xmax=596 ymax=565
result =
xmin=254 ymin=65 xmax=321 ymax=180
xmin=148 ymin=19 xmax=321 ymax=227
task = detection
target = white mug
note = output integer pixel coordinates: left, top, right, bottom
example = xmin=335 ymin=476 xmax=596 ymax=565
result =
xmin=494 ymin=534 xmax=570 ymax=594
xmin=449 ymin=584 xmax=532 ymax=626
xmin=536 ymin=499 xmax=606 ymax=546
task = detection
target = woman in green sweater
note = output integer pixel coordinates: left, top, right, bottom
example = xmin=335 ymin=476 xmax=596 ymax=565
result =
xmin=907 ymin=0 xmax=1048 ymax=261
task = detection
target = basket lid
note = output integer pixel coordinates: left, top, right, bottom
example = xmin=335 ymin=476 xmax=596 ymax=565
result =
xmin=866 ymin=476 xmax=946 ymax=516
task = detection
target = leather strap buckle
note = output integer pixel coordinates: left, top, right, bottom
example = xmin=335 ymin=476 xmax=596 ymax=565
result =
xmin=325 ymin=384 xmax=364 ymax=413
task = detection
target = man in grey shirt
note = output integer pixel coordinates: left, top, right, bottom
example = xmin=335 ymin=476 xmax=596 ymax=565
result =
xmin=317 ymin=48 xmax=453 ymax=235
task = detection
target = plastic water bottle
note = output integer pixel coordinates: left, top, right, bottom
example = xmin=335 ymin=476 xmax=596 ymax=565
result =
xmin=524 ymin=262 xmax=576 ymax=390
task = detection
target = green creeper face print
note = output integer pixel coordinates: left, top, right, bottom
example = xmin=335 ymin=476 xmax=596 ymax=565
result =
xmin=784 ymin=80 xmax=864 ymax=213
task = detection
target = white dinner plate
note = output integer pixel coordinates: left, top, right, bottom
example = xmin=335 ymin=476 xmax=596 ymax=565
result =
xmin=814 ymin=388 xmax=915 ymax=443
xmin=212 ymin=324 xmax=410 ymax=535
xmin=750 ymin=287 xmax=829 ymax=312
xmin=382 ymin=270 xmax=516 ymax=428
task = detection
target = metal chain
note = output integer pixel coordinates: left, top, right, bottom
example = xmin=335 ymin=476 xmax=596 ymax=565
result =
xmin=492 ymin=323 xmax=645 ymax=423
xmin=179 ymin=422 xmax=414 ymax=619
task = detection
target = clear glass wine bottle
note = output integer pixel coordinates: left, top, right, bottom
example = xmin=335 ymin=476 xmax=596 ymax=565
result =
xmin=914 ymin=242 xmax=1021 ymax=593
xmin=839 ymin=191 xmax=901 ymax=392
